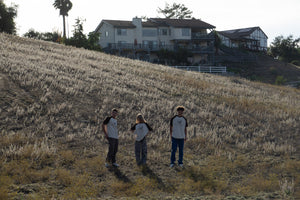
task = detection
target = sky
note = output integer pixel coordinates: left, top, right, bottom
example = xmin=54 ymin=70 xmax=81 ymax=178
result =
xmin=4 ymin=0 xmax=300 ymax=46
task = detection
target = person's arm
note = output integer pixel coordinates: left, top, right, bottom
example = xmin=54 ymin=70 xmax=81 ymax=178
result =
xmin=102 ymin=117 xmax=111 ymax=140
xmin=184 ymin=117 xmax=188 ymax=141
xmin=102 ymin=124 xmax=108 ymax=139
xmin=146 ymin=123 xmax=153 ymax=132
xmin=130 ymin=124 xmax=136 ymax=133
xmin=170 ymin=117 xmax=173 ymax=138
xmin=102 ymin=123 xmax=108 ymax=139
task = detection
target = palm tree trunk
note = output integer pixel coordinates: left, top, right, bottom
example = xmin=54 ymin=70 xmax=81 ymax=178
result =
xmin=62 ymin=15 xmax=66 ymax=39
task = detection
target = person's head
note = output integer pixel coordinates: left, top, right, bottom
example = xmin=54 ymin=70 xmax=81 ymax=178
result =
xmin=111 ymin=108 xmax=118 ymax=118
xmin=176 ymin=106 xmax=185 ymax=116
xmin=136 ymin=113 xmax=146 ymax=124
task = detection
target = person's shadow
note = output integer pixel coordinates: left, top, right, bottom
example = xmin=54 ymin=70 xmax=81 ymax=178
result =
xmin=140 ymin=165 xmax=167 ymax=190
xmin=108 ymin=167 xmax=131 ymax=183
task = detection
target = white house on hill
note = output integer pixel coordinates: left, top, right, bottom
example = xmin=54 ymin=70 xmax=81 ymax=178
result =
xmin=95 ymin=18 xmax=216 ymax=64
xmin=218 ymin=27 xmax=268 ymax=52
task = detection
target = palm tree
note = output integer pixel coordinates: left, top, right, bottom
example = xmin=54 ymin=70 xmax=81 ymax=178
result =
xmin=53 ymin=0 xmax=72 ymax=39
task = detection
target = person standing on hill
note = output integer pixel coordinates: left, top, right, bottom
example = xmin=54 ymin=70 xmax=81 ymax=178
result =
xmin=102 ymin=108 xmax=119 ymax=167
xmin=170 ymin=106 xmax=188 ymax=168
xmin=131 ymin=114 xmax=153 ymax=166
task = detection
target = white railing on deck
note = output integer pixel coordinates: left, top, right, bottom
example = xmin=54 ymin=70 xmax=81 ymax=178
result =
xmin=171 ymin=66 xmax=227 ymax=73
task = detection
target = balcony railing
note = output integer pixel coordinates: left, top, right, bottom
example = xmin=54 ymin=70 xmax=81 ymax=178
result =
xmin=171 ymin=66 xmax=227 ymax=73
xmin=107 ymin=43 xmax=214 ymax=53
xmin=108 ymin=43 xmax=171 ymax=51
xmin=191 ymin=33 xmax=215 ymax=40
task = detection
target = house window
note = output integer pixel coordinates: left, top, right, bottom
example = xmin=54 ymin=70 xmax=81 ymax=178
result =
xmin=105 ymin=31 xmax=109 ymax=37
xmin=143 ymin=40 xmax=158 ymax=49
xmin=159 ymin=28 xmax=169 ymax=36
xmin=182 ymin=28 xmax=190 ymax=36
xmin=159 ymin=41 xmax=166 ymax=47
xmin=142 ymin=29 xmax=157 ymax=37
xmin=117 ymin=29 xmax=127 ymax=36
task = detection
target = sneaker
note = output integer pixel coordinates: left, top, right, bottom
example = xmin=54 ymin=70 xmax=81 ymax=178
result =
xmin=179 ymin=164 xmax=184 ymax=168
xmin=105 ymin=163 xmax=110 ymax=168
xmin=112 ymin=163 xmax=119 ymax=167
xmin=170 ymin=164 xmax=175 ymax=168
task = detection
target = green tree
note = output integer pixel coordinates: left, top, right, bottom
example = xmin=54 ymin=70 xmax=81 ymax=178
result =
xmin=0 ymin=0 xmax=17 ymax=34
xmin=24 ymin=29 xmax=61 ymax=42
xmin=157 ymin=2 xmax=193 ymax=19
xmin=23 ymin=29 xmax=41 ymax=39
xmin=269 ymin=35 xmax=300 ymax=63
xmin=65 ymin=18 xmax=101 ymax=51
xmin=66 ymin=18 xmax=88 ymax=48
xmin=212 ymin=30 xmax=221 ymax=55
xmin=87 ymin=31 xmax=101 ymax=51
xmin=53 ymin=0 xmax=73 ymax=39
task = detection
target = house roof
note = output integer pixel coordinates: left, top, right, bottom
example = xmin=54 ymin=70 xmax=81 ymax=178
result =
xmin=102 ymin=20 xmax=136 ymax=28
xmin=218 ymin=27 xmax=268 ymax=39
xmin=95 ymin=18 xmax=216 ymax=31
xmin=149 ymin=18 xmax=216 ymax=29
xmin=142 ymin=21 xmax=159 ymax=28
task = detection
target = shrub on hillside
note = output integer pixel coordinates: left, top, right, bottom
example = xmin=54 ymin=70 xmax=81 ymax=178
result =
xmin=291 ymin=60 xmax=300 ymax=66
xmin=275 ymin=76 xmax=287 ymax=85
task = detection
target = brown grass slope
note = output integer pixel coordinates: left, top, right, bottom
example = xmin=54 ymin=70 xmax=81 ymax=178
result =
xmin=0 ymin=33 xmax=299 ymax=199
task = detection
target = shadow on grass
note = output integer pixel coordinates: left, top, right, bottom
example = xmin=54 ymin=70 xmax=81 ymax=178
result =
xmin=140 ymin=165 xmax=171 ymax=191
xmin=108 ymin=167 xmax=131 ymax=183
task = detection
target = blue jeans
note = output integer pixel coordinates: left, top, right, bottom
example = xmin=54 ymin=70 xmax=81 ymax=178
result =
xmin=171 ymin=137 xmax=184 ymax=165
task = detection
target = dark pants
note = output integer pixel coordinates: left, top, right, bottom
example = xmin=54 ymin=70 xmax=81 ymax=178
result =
xmin=106 ymin=137 xmax=118 ymax=163
xmin=171 ymin=137 xmax=184 ymax=165
xmin=135 ymin=138 xmax=147 ymax=165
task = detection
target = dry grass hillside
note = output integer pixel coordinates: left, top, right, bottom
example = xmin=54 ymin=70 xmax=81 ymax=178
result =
xmin=0 ymin=33 xmax=299 ymax=199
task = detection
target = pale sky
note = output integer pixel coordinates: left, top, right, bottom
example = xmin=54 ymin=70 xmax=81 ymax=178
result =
xmin=4 ymin=0 xmax=300 ymax=46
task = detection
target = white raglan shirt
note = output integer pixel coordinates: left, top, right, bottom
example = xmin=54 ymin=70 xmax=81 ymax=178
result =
xmin=104 ymin=117 xmax=118 ymax=139
xmin=134 ymin=123 xmax=149 ymax=141
xmin=171 ymin=116 xmax=188 ymax=139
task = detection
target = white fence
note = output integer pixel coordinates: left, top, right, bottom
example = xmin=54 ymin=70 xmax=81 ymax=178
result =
xmin=171 ymin=66 xmax=227 ymax=73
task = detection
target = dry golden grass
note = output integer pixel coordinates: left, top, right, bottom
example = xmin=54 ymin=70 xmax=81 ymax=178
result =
xmin=0 ymin=33 xmax=299 ymax=199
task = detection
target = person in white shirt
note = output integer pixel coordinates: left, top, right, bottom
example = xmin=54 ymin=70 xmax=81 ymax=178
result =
xmin=170 ymin=106 xmax=188 ymax=168
xmin=102 ymin=108 xmax=119 ymax=167
xmin=131 ymin=114 xmax=153 ymax=166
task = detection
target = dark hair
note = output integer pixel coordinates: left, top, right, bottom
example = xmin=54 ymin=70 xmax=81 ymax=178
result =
xmin=136 ymin=113 xmax=146 ymax=123
xmin=176 ymin=106 xmax=185 ymax=111
xmin=112 ymin=108 xmax=118 ymax=113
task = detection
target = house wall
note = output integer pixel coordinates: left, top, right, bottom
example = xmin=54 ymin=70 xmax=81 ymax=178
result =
xmin=132 ymin=18 xmax=142 ymax=44
xmin=141 ymin=27 xmax=158 ymax=46
xmin=172 ymin=28 xmax=191 ymax=40
xmin=98 ymin=23 xmax=115 ymax=48
xmin=157 ymin=27 xmax=172 ymax=46
xmin=249 ymin=29 xmax=268 ymax=50
xmin=113 ymin=28 xmax=135 ymax=44
xmin=219 ymin=34 xmax=231 ymax=47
